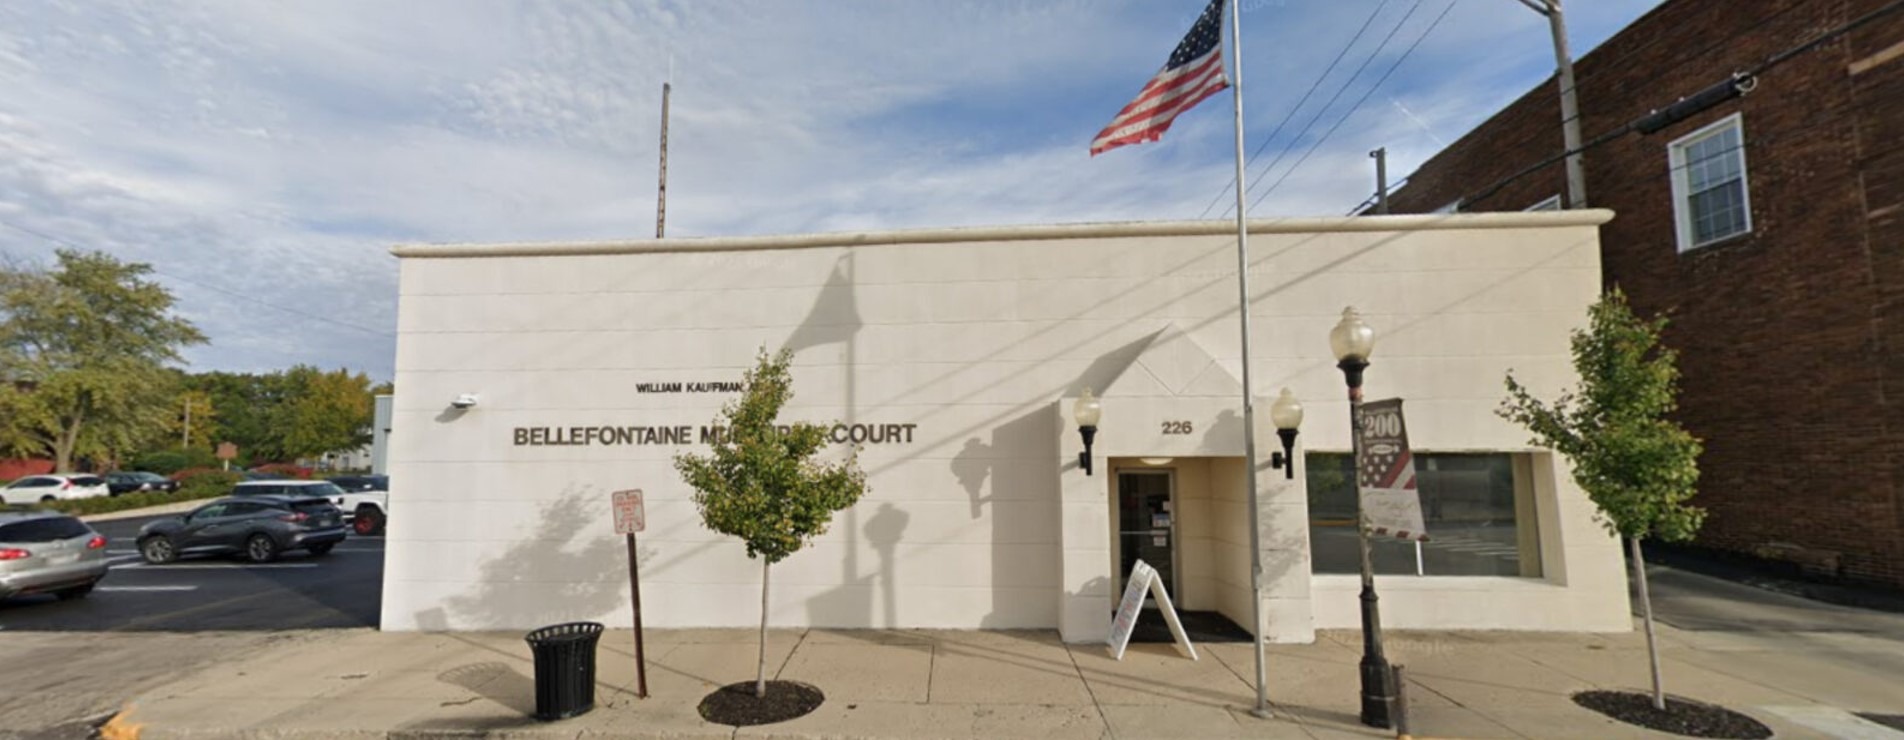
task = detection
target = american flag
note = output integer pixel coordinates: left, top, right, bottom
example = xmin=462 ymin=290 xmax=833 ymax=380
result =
xmin=1089 ymin=0 xmax=1230 ymax=156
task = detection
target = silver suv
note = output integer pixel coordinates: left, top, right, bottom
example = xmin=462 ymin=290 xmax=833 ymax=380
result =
xmin=0 ymin=509 xmax=110 ymax=601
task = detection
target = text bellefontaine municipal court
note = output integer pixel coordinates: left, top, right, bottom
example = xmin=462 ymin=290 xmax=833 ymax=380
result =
xmin=513 ymin=423 xmax=918 ymax=447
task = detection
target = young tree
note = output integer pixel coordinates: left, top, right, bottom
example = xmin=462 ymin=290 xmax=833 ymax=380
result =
xmin=1499 ymin=288 xmax=1704 ymax=710
xmin=674 ymin=348 xmax=867 ymax=699
xmin=0 ymin=250 xmax=205 ymax=471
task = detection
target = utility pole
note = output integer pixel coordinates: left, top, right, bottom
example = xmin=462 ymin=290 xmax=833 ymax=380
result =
xmin=656 ymin=81 xmax=671 ymax=238
xmin=182 ymin=397 xmax=191 ymax=448
xmin=1369 ymin=148 xmax=1389 ymax=215
xmin=1517 ymin=0 xmax=1587 ymax=208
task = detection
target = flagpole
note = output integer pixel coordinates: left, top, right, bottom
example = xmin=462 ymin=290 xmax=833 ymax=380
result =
xmin=1226 ymin=0 xmax=1272 ymax=721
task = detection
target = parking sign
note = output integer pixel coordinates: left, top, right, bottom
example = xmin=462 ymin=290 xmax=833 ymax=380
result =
xmin=612 ymin=490 xmax=645 ymax=534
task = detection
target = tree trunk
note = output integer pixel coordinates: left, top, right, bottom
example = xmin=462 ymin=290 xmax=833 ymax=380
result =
xmin=1628 ymin=536 xmax=1666 ymax=710
xmin=54 ymin=420 xmax=80 ymax=473
xmin=757 ymin=560 xmax=770 ymax=699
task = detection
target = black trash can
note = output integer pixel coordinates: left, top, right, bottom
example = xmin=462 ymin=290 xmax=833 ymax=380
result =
xmin=525 ymin=621 xmax=605 ymax=721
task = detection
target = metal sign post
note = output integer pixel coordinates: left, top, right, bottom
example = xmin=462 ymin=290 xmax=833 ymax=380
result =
xmin=611 ymin=489 xmax=648 ymax=698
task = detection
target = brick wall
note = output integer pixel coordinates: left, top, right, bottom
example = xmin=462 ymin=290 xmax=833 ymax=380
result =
xmin=1390 ymin=0 xmax=1904 ymax=588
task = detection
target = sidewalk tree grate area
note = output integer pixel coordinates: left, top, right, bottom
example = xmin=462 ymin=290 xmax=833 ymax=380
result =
xmin=1572 ymin=690 xmax=1773 ymax=739
xmin=698 ymin=680 xmax=824 ymax=727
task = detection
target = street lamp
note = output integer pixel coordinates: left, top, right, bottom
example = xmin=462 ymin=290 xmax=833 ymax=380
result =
xmin=1269 ymin=389 xmax=1304 ymax=480
xmin=1074 ymin=388 xmax=1102 ymax=476
xmin=1330 ymin=306 xmax=1394 ymax=729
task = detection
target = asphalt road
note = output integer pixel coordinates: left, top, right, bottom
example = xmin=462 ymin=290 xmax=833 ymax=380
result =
xmin=0 ymin=514 xmax=383 ymax=631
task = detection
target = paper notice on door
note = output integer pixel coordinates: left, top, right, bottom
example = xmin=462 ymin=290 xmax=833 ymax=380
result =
xmin=1153 ymin=535 xmax=1167 ymax=546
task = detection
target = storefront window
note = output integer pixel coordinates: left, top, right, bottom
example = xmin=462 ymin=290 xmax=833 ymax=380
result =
xmin=1307 ymin=452 xmax=1541 ymax=577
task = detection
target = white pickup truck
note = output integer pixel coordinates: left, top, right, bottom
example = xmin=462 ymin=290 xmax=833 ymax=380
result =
xmin=325 ymin=475 xmax=389 ymax=536
xmin=232 ymin=477 xmax=387 ymax=536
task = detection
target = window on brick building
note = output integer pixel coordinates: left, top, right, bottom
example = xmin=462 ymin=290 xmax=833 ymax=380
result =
xmin=1669 ymin=113 xmax=1752 ymax=251
xmin=1525 ymin=195 xmax=1562 ymax=212
xmin=1306 ymin=452 xmax=1543 ymax=577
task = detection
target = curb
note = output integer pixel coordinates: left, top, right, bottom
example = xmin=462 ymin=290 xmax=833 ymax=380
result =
xmin=79 ymin=499 xmax=206 ymax=523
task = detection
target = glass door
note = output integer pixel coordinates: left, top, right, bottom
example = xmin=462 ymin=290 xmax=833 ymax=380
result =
xmin=1116 ymin=470 xmax=1176 ymax=604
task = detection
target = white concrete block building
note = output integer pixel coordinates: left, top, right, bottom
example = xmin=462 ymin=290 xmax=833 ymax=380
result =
xmin=384 ymin=213 xmax=1632 ymax=642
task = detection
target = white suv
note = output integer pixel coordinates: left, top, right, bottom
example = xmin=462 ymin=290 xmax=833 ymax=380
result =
xmin=234 ymin=478 xmax=388 ymax=536
xmin=2 ymin=474 xmax=111 ymax=505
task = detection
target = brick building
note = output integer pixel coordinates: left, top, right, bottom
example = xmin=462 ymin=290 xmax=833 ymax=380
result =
xmin=1386 ymin=0 xmax=1904 ymax=588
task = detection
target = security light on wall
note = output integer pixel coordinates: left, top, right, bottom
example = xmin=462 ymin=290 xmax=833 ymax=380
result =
xmin=1074 ymin=388 xmax=1101 ymax=476
xmin=1269 ymin=388 xmax=1304 ymax=479
xmin=451 ymin=393 xmax=480 ymax=409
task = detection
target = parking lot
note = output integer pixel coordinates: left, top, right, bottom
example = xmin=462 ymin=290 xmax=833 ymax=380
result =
xmin=0 ymin=513 xmax=382 ymax=631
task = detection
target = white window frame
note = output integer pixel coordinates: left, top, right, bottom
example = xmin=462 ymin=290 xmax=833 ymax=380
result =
xmin=1524 ymin=194 xmax=1562 ymax=212
xmin=1668 ymin=112 xmax=1752 ymax=252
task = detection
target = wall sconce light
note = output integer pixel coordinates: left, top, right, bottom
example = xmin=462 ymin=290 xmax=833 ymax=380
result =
xmin=1269 ymin=388 xmax=1304 ymax=479
xmin=451 ymin=393 xmax=480 ymax=409
xmin=1074 ymin=388 xmax=1102 ymax=476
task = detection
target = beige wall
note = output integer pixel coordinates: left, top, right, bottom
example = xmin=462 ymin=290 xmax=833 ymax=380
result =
xmin=385 ymin=214 xmax=1630 ymax=638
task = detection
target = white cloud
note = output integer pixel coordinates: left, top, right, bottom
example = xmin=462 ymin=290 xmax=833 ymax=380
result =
xmin=0 ymin=0 xmax=1665 ymax=380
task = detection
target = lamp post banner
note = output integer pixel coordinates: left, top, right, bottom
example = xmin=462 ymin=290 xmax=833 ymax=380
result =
xmin=1355 ymin=399 xmax=1429 ymax=541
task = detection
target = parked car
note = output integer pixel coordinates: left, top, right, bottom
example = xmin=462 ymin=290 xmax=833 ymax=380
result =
xmin=136 ymin=495 xmax=346 ymax=564
xmin=0 ymin=474 xmax=111 ymax=505
xmin=0 ymin=508 xmax=110 ymax=600
xmin=105 ymin=471 xmax=181 ymax=496
xmin=238 ymin=479 xmax=387 ymax=536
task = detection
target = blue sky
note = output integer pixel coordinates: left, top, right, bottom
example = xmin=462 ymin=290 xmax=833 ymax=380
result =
xmin=0 ymin=0 xmax=1665 ymax=382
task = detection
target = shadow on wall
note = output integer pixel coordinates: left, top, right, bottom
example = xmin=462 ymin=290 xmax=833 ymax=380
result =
xmin=424 ymin=487 xmax=631 ymax=630
xmin=782 ymin=255 xmax=862 ymax=357
xmin=959 ymin=403 xmax=1066 ymax=623
xmin=1201 ymin=409 xmax=1243 ymax=454
xmin=864 ymin=503 xmax=910 ymax=628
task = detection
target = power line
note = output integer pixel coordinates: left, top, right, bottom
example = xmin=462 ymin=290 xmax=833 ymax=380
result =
xmin=0 ymin=218 xmax=395 ymax=338
xmin=1194 ymin=0 xmax=1392 ymax=220
xmin=1217 ymin=0 xmax=1425 ymax=220
xmin=1452 ymin=0 xmax=1904 ymax=211
xmin=1247 ymin=1 xmax=1456 ymax=215
xmin=1343 ymin=0 xmax=1875 ymax=215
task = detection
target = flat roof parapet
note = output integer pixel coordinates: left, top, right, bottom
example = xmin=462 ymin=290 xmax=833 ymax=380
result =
xmin=390 ymin=210 xmax=1614 ymax=259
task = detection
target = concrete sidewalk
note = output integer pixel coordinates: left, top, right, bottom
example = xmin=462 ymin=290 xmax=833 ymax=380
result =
xmin=94 ymin=620 xmax=1904 ymax=740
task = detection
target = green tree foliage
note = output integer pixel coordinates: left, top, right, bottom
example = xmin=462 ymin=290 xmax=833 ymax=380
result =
xmin=190 ymin=370 xmax=292 ymax=461
xmin=1498 ymin=288 xmax=1703 ymax=710
xmin=675 ymin=348 xmax=867 ymax=696
xmin=1499 ymin=288 xmax=1705 ymax=541
xmin=164 ymin=388 xmax=219 ymax=450
xmin=278 ymin=366 xmax=374 ymax=460
xmin=184 ymin=367 xmax=374 ymax=463
xmin=0 ymin=250 xmax=205 ymax=471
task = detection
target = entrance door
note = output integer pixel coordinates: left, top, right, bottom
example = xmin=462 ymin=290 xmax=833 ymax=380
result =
xmin=1116 ymin=470 xmax=1176 ymax=603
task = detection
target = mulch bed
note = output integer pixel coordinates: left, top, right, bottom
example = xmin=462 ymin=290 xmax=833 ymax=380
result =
xmin=697 ymin=680 xmax=824 ymax=727
xmin=1572 ymin=690 xmax=1772 ymax=739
